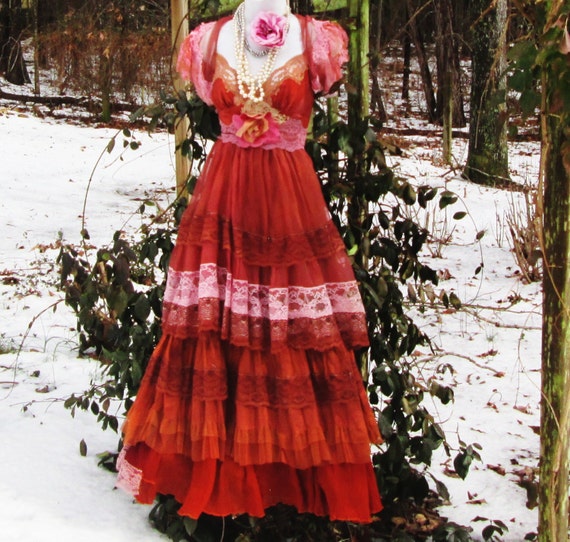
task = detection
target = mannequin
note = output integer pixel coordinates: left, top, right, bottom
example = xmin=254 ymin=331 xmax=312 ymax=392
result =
xmin=117 ymin=0 xmax=383 ymax=524
xmin=217 ymin=0 xmax=303 ymax=74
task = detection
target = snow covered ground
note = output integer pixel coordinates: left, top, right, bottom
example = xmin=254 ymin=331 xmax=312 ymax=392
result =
xmin=0 ymin=106 xmax=541 ymax=541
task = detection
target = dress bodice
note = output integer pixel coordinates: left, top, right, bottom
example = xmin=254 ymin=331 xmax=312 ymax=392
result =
xmin=212 ymin=53 xmax=313 ymax=150
xmin=177 ymin=15 xmax=348 ymax=151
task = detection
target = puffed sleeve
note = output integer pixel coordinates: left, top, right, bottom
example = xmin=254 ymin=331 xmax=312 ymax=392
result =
xmin=306 ymin=18 xmax=349 ymax=95
xmin=176 ymin=21 xmax=216 ymax=105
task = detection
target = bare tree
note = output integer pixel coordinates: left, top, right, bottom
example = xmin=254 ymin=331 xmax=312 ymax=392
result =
xmin=0 ymin=0 xmax=31 ymax=85
xmin=463 ymin=0 xmax=509 ymax=186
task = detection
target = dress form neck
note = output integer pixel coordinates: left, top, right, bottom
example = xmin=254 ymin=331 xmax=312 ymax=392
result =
xmin=243 ymin=0 xmax=290 ymax=26
xmin=217 ymin=0 xmax=303 ymax=76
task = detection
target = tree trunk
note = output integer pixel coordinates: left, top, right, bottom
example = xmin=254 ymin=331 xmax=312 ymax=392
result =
xmin=99 ymin=50 xmax=112 ymax=122
xmin=433 ymin=0 xmax=465 ymax=127
xmin=0 ymin=0 xmax=31 ymax=85
xmin=401 ymin=26 xmax=411 ymax=102
xmin=348 ymin=0 xmax=369 ymax=123
xmin=405 ymin=0 xmax=437 ymax=123
xmin=291 ymin=0 xmax=313 ymax=16
xmin=539 ymin=4 xmax=570 ymax=540
xmin=463 ymin=0 xmax=509 ymax=186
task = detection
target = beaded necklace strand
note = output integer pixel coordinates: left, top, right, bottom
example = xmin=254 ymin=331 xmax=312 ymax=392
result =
xmin=234 ymin=2 xmax=290 ymax=103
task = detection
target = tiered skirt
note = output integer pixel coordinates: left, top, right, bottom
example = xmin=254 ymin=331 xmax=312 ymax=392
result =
xmin=117 ymin=143 xmax=382 ymax=522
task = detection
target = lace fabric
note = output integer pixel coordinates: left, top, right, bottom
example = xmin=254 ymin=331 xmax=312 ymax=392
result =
xmin=164 ymin=265 xmax=365 ymax=319
xmin=177 ymin=21 xmax=216 ymax=105
xmin=176 ymin=213 xmax=347 ymax=266
xmin=116 ymin=447 xmax=143 ymax=496
xmin=220 ymin=117 xmax=306 ymax=151
xmin=161 ymin=264 xmax=369 ymax=350
xmin=305 ymin=19 xmax=349 ymax=95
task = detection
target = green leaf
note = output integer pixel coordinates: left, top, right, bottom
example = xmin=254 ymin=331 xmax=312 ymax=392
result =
xmin=439 ymin=191 xmax=458 ymax=209
xmin=183 ymin=517 xmax=198 ymax=536
xmin=133 ymin=295 xmax=151 ymax=322
xmin=449 ymin=292 xmax=462 ymax=309
xmin=402 ymin=182 xmax=417 ymax=205
xmin=107 ymin=286 xmax=129 ymax=317
xmin=79 ymin=439 xmax=87 ymax=457
xmin=454 ymin=446 xmax=477 ymax=480
xmin=507 ymin=40 xmax=537 ymax=66
xmin=430 ymin=381 xmax=455 ymax=405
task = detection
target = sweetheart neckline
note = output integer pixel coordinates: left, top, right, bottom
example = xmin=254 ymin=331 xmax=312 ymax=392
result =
xmin=214 ymin=52 xmax=307 ymax=80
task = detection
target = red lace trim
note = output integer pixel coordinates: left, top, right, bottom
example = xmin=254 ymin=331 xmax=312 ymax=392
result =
xmin=162 ymin=305 xmax=367 ymax=351
xmin=175 ymin=213 xmax=346 ymax=267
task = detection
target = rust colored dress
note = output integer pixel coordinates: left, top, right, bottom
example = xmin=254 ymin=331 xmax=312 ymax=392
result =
xmin=117 ymin=14 xmax=382 ymax=523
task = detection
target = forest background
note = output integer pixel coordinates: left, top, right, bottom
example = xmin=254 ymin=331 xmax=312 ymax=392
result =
xmin=1 ymin=0 xmax=569 ymax=541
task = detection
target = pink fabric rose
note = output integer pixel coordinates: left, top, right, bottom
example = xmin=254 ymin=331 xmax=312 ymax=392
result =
xmin=250 ymin=11 xmax=288 ymax=48
xmin=232 ymin=113 xmax=281 ymax=148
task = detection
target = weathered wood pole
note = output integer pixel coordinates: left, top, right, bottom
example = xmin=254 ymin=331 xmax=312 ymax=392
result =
xmin=346 ymin=0 xmax=370 ymax=379
xmin=347 ymin=0 xmax=369 ymax=122
xmin=171 ymin=0 xmax=190 ymax=195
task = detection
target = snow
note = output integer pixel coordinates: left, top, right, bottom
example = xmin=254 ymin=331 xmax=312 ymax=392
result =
xmin=0 ymin=106 xmax=540 ymax=540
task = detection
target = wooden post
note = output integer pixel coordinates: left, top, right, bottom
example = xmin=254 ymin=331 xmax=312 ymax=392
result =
xmin=347 ymin=0 xmax=370 ymax=381
xmin=348 ymin=0 xmax=369 ymax=121
xmin=171 ymin=0 xmax=190 ymax=195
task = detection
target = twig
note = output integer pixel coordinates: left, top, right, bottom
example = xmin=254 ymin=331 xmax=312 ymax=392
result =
xmin=421 ymin=351 xmax=505 ymax=376
xmin=0 ymin=299 xmax=64 ymax=400
xmin=461 ymin=305 xmax=541 ymax=331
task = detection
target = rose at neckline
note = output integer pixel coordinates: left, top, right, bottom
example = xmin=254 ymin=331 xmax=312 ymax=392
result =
xmin=250 ymin=11 xmax=289 ymax=49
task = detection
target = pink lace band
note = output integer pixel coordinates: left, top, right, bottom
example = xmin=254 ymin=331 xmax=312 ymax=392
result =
xmin=164 ymin=264 xmax=365 ymax=320
xmin=219 ymin=117 xmax=306 ymax=151
xmin=116 ymin=447 xmax=142 ymax=496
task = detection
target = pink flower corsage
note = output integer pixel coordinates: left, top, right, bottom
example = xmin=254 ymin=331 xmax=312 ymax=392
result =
xmin=250 ymin=11 xmax=289 ymax=48
xmin=233 ymin=112 xmax=281 ymax=148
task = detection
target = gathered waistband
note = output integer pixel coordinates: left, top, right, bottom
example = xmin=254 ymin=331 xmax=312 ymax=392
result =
xmin=219 ymin=116 xmax=307 ymax=151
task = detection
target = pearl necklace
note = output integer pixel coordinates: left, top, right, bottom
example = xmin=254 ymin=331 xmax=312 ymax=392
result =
xmin=233 ymin=3 xmax=289 ymax=103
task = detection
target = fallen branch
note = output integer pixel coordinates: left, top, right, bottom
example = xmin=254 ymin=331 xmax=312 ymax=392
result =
xmin=0 ymin=87 xmax=139 ymax=113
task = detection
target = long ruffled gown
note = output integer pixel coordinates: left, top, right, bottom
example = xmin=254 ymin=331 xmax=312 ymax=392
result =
xmin=116 ymin=14 xmax=382 ymax=523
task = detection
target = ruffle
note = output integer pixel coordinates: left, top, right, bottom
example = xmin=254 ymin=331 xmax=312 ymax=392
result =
xmin=118 ymin=449 xmax=382 ymax=523
xmin=118 ymin=333 xmax=382 ymax=522
xmin=176 ymin=212 xmax=347 ymax=267
xmin=177 ymin=21 xmax=216 ymax=105
xmin=122 ymin=334 xmax=380 ymax=467
xmin=305 ymin=18 xmax=349 ymax=95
